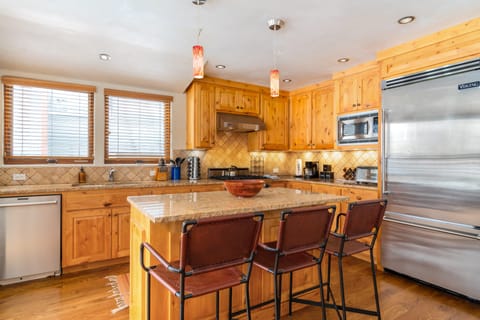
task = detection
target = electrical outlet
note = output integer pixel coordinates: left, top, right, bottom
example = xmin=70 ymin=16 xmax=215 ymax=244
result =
xmin=149 ymin=170 xmax=156 ymax=177
xmin=13 ymin=173 xmax=26 ymax=181
xmin=272 ymin=168 xmax=279 ymax=174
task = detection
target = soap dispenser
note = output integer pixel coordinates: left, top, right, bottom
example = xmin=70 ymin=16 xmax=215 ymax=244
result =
xmin=78 ymin=167 xmax=87 ymax=183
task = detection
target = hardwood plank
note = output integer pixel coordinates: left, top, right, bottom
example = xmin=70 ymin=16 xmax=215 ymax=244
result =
xmin=0 ymin=258 xmax=478 ymax=320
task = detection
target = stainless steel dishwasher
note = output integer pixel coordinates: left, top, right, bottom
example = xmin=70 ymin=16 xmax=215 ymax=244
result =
xmin=0 ymin=194 xmax=61 ymax=285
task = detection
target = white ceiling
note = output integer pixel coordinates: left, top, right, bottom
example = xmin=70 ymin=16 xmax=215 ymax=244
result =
xmin=0 ymin=1 xmax=479 ymax=93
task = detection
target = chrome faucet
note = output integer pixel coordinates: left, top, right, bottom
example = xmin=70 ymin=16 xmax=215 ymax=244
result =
xmin=108 ymin=168 xmax=115 ymax=182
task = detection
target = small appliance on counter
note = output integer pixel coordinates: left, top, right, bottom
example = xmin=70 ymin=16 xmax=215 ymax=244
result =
xmin=295 ymin=159 xmax=303 ymax=177
xmin=355 ymin=166 xmax=377 ymax=185
xmin=319 ymin=164 xmax=334 ymax=181
xmin=187 ymin=156 xmax=201 ymax=180
xmin=303 ymin=161 xmax=319 ymax=179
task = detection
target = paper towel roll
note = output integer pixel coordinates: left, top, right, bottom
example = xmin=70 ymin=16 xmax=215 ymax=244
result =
xmin=295 ymin=159 xmax=303 ymax=176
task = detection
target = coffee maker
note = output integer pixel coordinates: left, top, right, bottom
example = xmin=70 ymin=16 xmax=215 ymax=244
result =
xmin=303 ymin=161 xmax=319 ymax=179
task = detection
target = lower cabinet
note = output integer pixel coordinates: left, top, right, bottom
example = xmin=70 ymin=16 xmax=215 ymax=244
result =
xmin=62 ymin=184 xmax=226 ymax=268
xmin=62 ymin=188 xmax=150 ymax=268
xmin=286 ymin=181 xmax=312 ymax=191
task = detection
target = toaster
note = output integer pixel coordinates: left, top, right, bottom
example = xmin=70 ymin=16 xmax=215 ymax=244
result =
xmin=355 ymin=166 xmax=378 ymax=185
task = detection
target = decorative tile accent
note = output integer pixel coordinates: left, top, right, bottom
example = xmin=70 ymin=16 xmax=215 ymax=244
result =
xmin=0 ymin=131 xmax=377 ymax=186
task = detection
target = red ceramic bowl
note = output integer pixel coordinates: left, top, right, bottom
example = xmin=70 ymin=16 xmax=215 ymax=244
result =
xmin=224 ymin=179 xmax=265 ymax=198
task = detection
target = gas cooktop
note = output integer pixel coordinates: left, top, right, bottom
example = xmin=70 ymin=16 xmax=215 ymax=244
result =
xmin=210 ymin=175 xmax=266 ymax=181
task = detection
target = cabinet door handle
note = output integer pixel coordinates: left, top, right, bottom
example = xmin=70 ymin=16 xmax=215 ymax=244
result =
xmin=104 ymin=202 xmax=112 ymax=207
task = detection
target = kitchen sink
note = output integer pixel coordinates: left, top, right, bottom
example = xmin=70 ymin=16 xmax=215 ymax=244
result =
xmin=71 ymin=181 xmax=143 ymax=187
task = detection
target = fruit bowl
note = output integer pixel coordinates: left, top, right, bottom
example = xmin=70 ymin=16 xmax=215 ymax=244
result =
xmin=224 ymin=179 xmax=265 ymax=198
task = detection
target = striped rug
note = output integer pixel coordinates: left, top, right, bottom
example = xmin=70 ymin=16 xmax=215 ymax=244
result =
xmin=105 ymin=273 xmax=130 ymax=314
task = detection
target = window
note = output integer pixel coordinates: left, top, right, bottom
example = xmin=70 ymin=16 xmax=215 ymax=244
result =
xmin=2 ymin=76 xmax=95 ymax=164
xmin=104 ymin=89 xmax=172 ymax=164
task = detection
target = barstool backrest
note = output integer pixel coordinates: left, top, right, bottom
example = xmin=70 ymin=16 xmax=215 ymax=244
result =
xmin=342 ymin=199 xmax=387 ymax=241
xmin=180 ymin=213 xmax=263 ymax=273
xmin=277 ymin=205 xmax=336 ymax=255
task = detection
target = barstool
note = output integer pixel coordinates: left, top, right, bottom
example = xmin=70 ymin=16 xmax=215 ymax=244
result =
xmin=324 ymin=199 xmax=388 ymax=319
xmin=253 ymin=205 xmax=336 ymax=320
xmin=140 ymin=212 xmax=264 ymax=320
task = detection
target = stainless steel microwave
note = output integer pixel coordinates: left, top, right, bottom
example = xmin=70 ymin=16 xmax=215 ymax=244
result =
xmin=337 ymin=111 xmax=378 ymax=145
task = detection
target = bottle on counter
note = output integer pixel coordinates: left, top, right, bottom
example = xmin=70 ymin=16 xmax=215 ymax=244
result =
xmin=78 ymin=167 xmax=87 ymax=183
xmin=155 ymin=158 xmax=168 ymax=181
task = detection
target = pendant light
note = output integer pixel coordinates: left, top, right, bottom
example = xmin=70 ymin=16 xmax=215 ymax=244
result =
xmin=192 ymin=0 xmax=206 ymax=79
xmin=268 ymin=18 xmax=284 ymax=97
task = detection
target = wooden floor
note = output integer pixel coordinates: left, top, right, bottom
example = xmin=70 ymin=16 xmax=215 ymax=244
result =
xmin=0 ymin=258 xmax=478 ymax=319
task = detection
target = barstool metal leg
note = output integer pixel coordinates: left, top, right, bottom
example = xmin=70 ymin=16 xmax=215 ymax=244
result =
xmin=245 ymin=282 xmax=252 ymax=320
xmin=326 ymin=254 xmax=332 ymax=301
xmin=146 ymin=273 xmax=151 ymax=320
xmin=338 ymin=255 xmax=347 ymax=320
xmin=317 ymin=263 xmax=327 ymax=320
xmin=273 ymin=273 xmax=282 ymax=320
xmin=288 ymin=272 xmax=293 ymax=316
xmin=370 ymin=249 xmax=382 ymax=320
xmin=215 ymin=291 xmax=220 ymax=320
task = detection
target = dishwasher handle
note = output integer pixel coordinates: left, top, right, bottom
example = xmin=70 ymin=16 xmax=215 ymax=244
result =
xmin=0 ymin=200 xmax=58 ymax=208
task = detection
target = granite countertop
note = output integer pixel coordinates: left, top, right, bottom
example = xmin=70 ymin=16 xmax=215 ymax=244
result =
xmin=0 ymin=179 xmax=224 ymax=196
xmin=0 ymin=176 xmax=376 ymax=196
xmin=128 ymin=188 xmax=348 ymax=223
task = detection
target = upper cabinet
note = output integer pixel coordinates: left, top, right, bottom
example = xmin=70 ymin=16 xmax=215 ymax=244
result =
xmin=248 ymin=94 xmax=289 ymax=151
xmin=334 ymin=63 xmax=380 ymax=114
xmin=215 ymin=86 xmax=260 ymax=116
xmin=311 ymin=86 xmax=334 ymax=149
xmin=186 ymin=82 xmax=216 ymax=149
xmin=289 ymin=82 xmax=334 ymax=150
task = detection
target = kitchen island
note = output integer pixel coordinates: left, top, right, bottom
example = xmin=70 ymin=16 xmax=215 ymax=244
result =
xmin=128 ymin=188 xmax=347 ymax=320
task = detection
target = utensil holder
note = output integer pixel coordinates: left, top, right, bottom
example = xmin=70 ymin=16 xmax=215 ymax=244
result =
xmin=171 ymin=167 xmax=181 ymax=180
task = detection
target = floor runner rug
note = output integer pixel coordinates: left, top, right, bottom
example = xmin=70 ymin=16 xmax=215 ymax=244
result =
xmin=105 ymin=273 xmax=130 ymax=314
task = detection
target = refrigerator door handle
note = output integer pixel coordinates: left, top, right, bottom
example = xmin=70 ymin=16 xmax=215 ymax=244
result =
xmin=381 ymin=108 xmax=390 ymax=195
xmin=384 ymin=217 xmax=480 ymax=240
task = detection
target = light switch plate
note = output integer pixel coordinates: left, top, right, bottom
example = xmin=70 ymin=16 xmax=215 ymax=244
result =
xmin=13 ymin=173 xmax=26 ymax=181
xmin=149 ymin=170 xmax=156 ymax=177
xmin=272 ymin=168 xmax=279 ymax=173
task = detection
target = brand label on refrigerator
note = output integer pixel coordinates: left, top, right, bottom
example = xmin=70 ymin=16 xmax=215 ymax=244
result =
xmin=458 ymin=81 xmax=480 ymax=90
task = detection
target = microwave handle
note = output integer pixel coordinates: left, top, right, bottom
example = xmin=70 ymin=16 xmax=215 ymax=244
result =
xmin=382 ymin=109 xmax=391 ymax=195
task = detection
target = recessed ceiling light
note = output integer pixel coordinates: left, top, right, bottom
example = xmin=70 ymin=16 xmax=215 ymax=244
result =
xmin=337 ymin=57 xmax=350 ymax=63
xmin=282 ymin=79 xmax=292 ymax=83
xmin=398 ymin=16 xmax=415 ymax=24
xmin=99 ymin=53 xmax=111 ymax=61
xmin=215 ymin=65 xmax=226 ymax=69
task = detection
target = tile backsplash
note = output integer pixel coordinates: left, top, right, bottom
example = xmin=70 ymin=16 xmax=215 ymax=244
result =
xmin=0 ymin=132 xmax=377 ymax=186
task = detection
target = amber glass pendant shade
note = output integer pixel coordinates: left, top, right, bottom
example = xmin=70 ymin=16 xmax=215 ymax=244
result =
xmin=270 ymin=69 xmax=280 ymax=97
xmin=193 ymin=45 xmax=204 ymax=79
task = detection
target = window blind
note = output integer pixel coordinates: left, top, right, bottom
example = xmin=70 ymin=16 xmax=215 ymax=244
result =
xmin=104 ymin=89 xmax=172 ymax=164
xmin=2 ymin=76 xmax=95 ymax=164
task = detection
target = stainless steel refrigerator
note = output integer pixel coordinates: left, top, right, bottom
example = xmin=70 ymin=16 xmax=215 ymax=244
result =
xmin=381 ymin=58 xmax=480 ymax=301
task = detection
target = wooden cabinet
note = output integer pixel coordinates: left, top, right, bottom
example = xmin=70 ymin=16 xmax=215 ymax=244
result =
xmin=62 ymin=184 xmax=226 ymax=268
xmin=248 ymin=94 xmax=289 ymax=151
xmin=186 ymin=82 xmax=216 ymax=149
xmin=286 ymin=181 xmax=312 ymax=191
xmin=111 ymin=206 xmax=131 ymax=258
xmin=336 ymin=66 xmax=380 ymax=114
xmin=311 ymin=86 xmax=335 ymax=149
xmin=289 ymin=82 xmax=334 ymax=150
xmin=63 ymin=207 xmax=112 ymax=266
xmin=340 ymin=187 xmax=378 ymax=211
xmin=215 ymin=86 xmax=260 ymax=115
xmin=289 ymin=92 xmax=311 ymax=150
xmin=62 ymin=188 xmax=150 ymax=267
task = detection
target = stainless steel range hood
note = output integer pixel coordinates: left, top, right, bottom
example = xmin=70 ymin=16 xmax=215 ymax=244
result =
xmin=216 ymin=112 xmax=266 ymax=132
